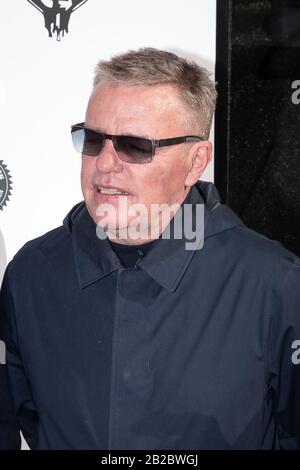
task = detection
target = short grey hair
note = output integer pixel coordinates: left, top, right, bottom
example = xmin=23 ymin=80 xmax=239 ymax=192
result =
xmin=93 ymin=48 xmax=217 ymax=139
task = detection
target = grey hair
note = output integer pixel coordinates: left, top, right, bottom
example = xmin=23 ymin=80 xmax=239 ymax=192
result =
xmin=92 ymin=48 xmax=217 ymax=139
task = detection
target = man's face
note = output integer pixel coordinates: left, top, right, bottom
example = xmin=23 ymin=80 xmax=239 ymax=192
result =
xmin=81 ymin=81 xmax=210 ymax=242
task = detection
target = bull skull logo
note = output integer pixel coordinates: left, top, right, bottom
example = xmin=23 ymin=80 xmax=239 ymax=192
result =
xmin=27 ymin=0 xmax=88 ymax=41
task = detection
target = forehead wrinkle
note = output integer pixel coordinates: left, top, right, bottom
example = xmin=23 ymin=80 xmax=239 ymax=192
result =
xmin=88 ymin=105 xmax=148 ymax=127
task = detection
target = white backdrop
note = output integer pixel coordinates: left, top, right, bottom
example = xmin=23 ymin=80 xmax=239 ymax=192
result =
xmin=0 ymin=0 xmax=216 ymax=449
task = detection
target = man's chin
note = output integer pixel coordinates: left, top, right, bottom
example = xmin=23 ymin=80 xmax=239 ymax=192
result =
xmin=95 ymin=217 xmax=129 ymax=235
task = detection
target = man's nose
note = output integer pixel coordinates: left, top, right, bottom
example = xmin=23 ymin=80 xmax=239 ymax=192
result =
xmin=95 ymin=138 xmax=123 ymax=173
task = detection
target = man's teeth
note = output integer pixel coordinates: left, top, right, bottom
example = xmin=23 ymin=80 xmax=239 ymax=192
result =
xmin=97 ymin=187 xmax=129 ymax=195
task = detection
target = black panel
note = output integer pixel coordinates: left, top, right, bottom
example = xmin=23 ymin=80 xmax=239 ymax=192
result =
xmin=215 ymin=0 xmax=300 ymax=256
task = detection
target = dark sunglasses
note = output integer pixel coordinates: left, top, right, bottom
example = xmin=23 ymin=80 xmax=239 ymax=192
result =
xmin=71 ymin=122 xmax=205 ymax=164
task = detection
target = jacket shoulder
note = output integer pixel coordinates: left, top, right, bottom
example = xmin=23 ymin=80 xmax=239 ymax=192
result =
xmin=225 ymin=223 xmax=300 ymax=281
xmin=233 ymin=224 xmax=297 ymax=257
xmin=7 ymin=225 xmax=71 ymax=275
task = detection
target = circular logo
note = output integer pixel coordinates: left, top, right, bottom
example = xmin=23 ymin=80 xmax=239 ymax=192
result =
xmin=0 ymin=160 xmax=12 ymax=211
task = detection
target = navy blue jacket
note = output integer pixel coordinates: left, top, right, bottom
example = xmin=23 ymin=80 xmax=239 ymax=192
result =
xmin=0 ymin=181 xmax=300 ymax=449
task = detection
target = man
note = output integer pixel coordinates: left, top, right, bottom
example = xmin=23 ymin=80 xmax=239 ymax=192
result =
xmin=0 ymin=47 xmax=299 ymax=450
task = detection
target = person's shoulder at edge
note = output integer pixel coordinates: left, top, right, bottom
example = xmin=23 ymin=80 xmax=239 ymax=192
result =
xmin=209 ymin=202 xmax=300 ymax=282
xmin=3 ymin=201 xmax=84 ymax=278
xmin=196 ymin=181 xmax=299 ymax=271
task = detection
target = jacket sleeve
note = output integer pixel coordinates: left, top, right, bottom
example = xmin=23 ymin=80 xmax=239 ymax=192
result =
xmin=0 ymin=268 xmax=39 ymax=450
xmin=268 ymin=257 xmax=300 ymax=449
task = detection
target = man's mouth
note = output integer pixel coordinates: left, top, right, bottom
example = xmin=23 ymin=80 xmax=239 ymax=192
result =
xmin=96 ymin=186 xmax=130 ymax=195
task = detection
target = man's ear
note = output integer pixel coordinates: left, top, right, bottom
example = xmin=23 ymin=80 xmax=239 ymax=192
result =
xmin=185 ymin=141 xmax=212 ymax=187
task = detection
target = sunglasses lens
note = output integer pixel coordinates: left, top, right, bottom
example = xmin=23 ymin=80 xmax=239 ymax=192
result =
xmin=72 ymin=128 xmax=104 ymax=156
xmin=71 ymin=126 xmax=153 ymax=163
xmin=115 ymin=136 xmax=153 ymax=163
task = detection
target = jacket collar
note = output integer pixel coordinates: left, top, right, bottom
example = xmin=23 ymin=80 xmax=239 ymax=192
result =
xmin=64 ymin=181 xmax=244 ymax=292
